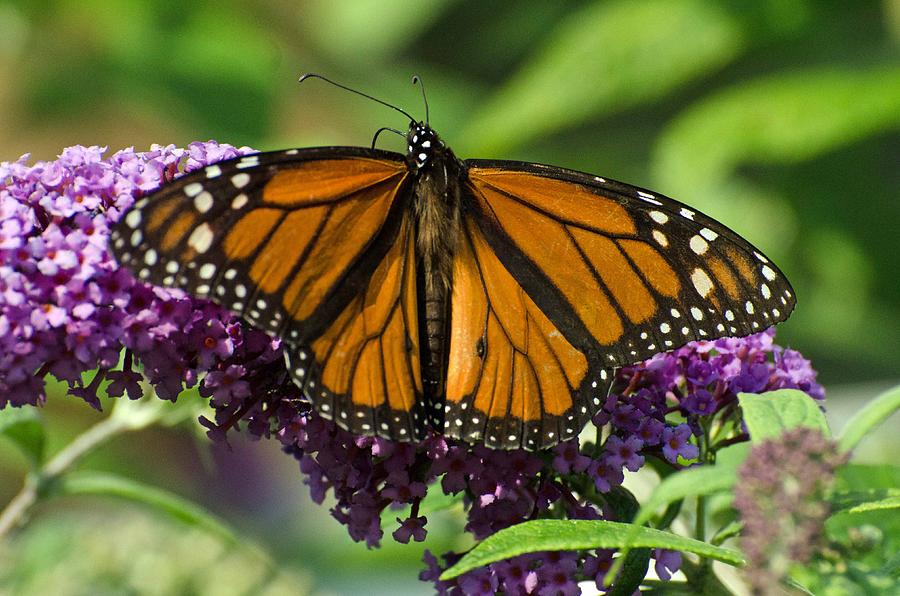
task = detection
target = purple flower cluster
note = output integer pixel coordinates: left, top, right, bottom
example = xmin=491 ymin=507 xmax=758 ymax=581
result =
xmin=276 ymin=327 xmax=823 ymax=593
xmin=0 ymin=142 xmax=276 ymax=413
xmin=734 ymin=427 xmax=845 ymax=594
xmin=1 ymin=144 xmax=827 ymax=594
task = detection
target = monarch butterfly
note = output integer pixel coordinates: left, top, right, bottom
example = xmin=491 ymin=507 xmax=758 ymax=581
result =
xmin=110 ymin=75 xmax=795 ymax=451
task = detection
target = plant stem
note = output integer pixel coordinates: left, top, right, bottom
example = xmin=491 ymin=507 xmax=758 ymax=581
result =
xmin=0 ymin=403 xmax=151 ymax=539
xmin=695 ymin=493 xmax=706 ymax=542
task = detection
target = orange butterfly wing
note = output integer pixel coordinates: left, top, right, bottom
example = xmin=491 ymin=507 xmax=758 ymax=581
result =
xmin=111 ymin=148 xmax=426 ymax=439
xmin=444 ymin=216 xmax=613 ymax=450
xmin=443 ymin=162 xmax=795 ymax=450
xmin=464 ymin=164 xmax=795 ymax=365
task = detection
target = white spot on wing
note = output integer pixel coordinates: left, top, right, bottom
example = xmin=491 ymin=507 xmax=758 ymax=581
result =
xmin=199 ymin=263 xmax=216 ymax=279
xmin=653 ymin=230 xmax=668 ymax=247
xmin=231 ymin=194 xmax=248 ymax=210
xmin=690 ymin=235 xmax=708 ymax=255
xmin=125 ymin=210 xmax=141 ymax=228
xmin=205 ymin=165 xmax=222 ymax=178
xmin=691 ymin=268 xmax=714 ymax=298
xmin=187 ymin=223 xmax=214 ymax=254
xmin=679 ymin=208 xmax=695 ymax=220
xmin=649 ymin=211 xmax=668 ymax=224
xmin=761 ymin=265 xmax=776 ymax=281
xmin=236 ymin=155 xmax=259 ymax=169
xmin=637 ymin=191 xmax=663 ymax=206
xmin=231 ymin=173 xmax=250 ymax=188
xmin=193 ymin=191 xmax=214 ymax=214
xmin=699 ymin=227 xmax=718 ymax=241
xmin=184 ymin=182 xmax=203 ymax=197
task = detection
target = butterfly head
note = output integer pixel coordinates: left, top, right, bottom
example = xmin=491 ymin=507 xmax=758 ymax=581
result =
xmin=407 ymin=122 xmax=444 ymax=170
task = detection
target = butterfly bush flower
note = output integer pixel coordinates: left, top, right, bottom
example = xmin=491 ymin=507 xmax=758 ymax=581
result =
xmin=734 ymin=427 xmax=845 ymax=594
xmin=0 ymin=144 xmax=826 ymax=594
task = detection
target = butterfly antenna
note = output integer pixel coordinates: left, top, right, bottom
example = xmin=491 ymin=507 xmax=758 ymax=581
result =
xmin=371 ymin=126 xmax=406 ymax=149
xmin=411 ymin=75 xmax=429 ymax=124
xmin=299 ymin=73 xmax=416 ymax=123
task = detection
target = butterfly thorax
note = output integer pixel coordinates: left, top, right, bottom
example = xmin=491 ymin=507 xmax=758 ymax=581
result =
xmin=407 ymin=122 xmax=464 ymax=408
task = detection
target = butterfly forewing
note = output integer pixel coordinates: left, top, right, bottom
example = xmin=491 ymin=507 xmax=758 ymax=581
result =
xmin=111 ymin=148 xmax=427 ymax=439
xmin=464 ymin=161 xmax=796 ymax=369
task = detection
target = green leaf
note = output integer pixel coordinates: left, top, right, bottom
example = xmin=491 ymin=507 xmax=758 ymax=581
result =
xmin=608 ymin=463 xmax=739 ymax=581
xmin=838 ymin=384 xmax=900 ymax=453
xmin=605 ymin=548 xmax=651 ymax=596
xmin=654 ymin=67 xmax=900 ymax=195
xmin=440 ymin=520 xmax=744 ymax=580
xmin=0 ymin=407 xmax=46 ymax=466
xmin=838 ymin=464 xmax=900 ymax=490
xmin=711 ymin=520 xmax=743 ymax=545
xmin=835 ymin=495 xmax=900 ymax=517
xmin=456 ymin=0 xmax=744 ymax=154
xmin=739 ymin=389 xmax=830 ymax=442
xmin=633 ymin=465 xmax=737 ymax=530
xmin=303 ymin=0 xmax=451 ymax=61
xmin=831 ymin=489 xmax=900 ymax=514
xmin=51 ymin=471 xmax=237 ymax=546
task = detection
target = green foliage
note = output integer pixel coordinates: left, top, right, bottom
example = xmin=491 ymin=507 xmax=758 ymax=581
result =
xmin=0 ymin=408 xmax=45 ymax=467
xmin=456 ymin=0 xmax=744 ymax=154
xmin=739 ymin=389 xmax=830 ymax=442
xmin=838 ymin=384 xmax=900 ymax=453
xmin=440 ymin=519 xmax=744 ymax=580
xmin=0 ymin=508 xmax=310 ymax=596
xmin=51 ymin=471 xmax=241 ymax=545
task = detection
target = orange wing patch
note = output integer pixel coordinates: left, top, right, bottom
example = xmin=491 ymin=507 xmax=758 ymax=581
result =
xmin=263 ymin=158 xmax=405 ymax=206
xmin=294 ymin=214 xmax=423 ymax=440
xmin=472 ymin=179 xmax=625 ymax=346
xmin=473 ymin=169 xmax=636 ymax=235
xmin=444 ymin=219 xmax=611 ymax=451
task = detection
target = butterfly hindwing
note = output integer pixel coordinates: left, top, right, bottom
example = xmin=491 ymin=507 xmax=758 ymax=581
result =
xmin=111 ymin=148 xmax=425 ymax=439
xmin=443 ymin=215 xmax=614 ymax=451
xmin=464 ymin=161 xmax=796 ymax=369
xmin=287 ymin=211 xmax=425 ymax=440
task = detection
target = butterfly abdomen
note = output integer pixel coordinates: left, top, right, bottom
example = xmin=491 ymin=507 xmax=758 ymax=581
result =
xmin=412 ymin=147 xmax=464 ymax=421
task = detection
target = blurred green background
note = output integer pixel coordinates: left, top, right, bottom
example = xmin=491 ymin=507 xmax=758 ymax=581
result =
xmin=0 ymin=1 xmax=898 ymax=594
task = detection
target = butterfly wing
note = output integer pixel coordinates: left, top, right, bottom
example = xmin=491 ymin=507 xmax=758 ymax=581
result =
xmin=464 ymin=160 xmax=795 ymax=366
xmin=444 ymin=213 xmax=614 ymax=450
xmin=443 ymin=160 xmax=795 ymax=450
xmin=111 ymin=148 xmax=426 ymax=439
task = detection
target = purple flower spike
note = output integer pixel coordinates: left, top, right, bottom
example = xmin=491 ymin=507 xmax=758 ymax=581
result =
xmin=459 ymin=567 xmax=500 ymax=596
